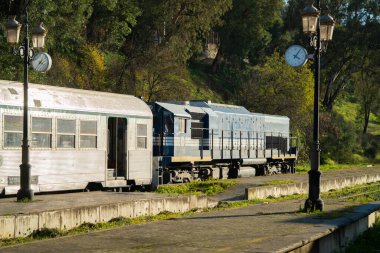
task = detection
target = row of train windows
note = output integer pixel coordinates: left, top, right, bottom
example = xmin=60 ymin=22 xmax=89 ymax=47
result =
xmin=3 ymin=115 xmax=97 ymax=149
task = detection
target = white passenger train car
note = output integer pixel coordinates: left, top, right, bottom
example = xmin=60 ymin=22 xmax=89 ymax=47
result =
xmin=0 ymin=80 xmax=153 ymax=195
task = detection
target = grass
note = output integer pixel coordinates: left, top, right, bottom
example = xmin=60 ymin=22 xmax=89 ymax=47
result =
xmin=155 ymin=179 xmax=236 ymax=195
xmin=367 ymin=112 xmax=380 ymax=135
xmin=261 ymin=180 xmax=297 ymax=186
xmin=345 ymin=217 xmax=380 ymax=253
xmin=321 ymin=182 xmax=380 ymax=203
xmin=334 ymin=100 xmax=361 ymax=125
xmin=295 ymin=163 xmax=371 ymax=173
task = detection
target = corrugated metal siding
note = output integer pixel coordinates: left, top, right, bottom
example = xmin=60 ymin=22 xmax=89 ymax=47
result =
xmin=0 ymin=80 xmax=152 ymax=118
xmin=128 ymin=150 xmax=152 ymax=184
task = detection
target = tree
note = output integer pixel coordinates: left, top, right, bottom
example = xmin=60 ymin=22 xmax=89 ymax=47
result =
xmin=212 ymin=0 xmax=284 ymax=72
xmin=237 ymin=52 xmax=314 ymax=131
xmin=353 ymin=48 xmax=380 ymax=133
xmin=119 ymin=0 xmax=232 ymax=96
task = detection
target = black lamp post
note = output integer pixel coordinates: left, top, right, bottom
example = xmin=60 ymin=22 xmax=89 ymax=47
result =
xmin=302 ymin=1 xmax=335 ymax=211
xmin=5 ymin=1 xmax=47 ymax=201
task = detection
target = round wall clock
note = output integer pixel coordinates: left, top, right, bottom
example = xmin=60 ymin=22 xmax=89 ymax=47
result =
xmin=31 ymin=52 xmax=52 ymax=72
xmin=284 ymin=45 xmax=308 ymax=67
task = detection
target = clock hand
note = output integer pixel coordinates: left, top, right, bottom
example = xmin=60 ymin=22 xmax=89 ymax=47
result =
xmin=293 ymin=49 xmax=302 ymax=59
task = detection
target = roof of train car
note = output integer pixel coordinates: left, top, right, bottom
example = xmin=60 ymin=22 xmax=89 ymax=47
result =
xmin=155 ymin=102 xmax=191 ymax=118
xmin=251 ymin=112 xmax=289 ymax=120
xmin=0 ymin=80 xmax=152 ymax=118
xmin=189 ymin=101 xmax=252 ymax=115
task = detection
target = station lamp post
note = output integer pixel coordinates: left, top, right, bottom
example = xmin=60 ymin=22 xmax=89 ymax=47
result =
xmin=302 ymin=1 xmax=335 ymax=211
xmin=5 ymin=1 xmax=48 ymax=201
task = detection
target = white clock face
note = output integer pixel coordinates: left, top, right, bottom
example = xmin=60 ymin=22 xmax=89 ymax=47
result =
xmin=284 ymin=45 xmax=308 ymax=67
xmin=31 ymin=52 xmax=52 ymax=72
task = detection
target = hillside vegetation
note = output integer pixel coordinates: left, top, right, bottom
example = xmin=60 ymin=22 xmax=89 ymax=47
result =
xmin=0 ymin=0 xmax=379 ymax=164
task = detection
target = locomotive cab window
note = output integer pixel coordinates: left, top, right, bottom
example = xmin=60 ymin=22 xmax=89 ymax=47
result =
xmin=137 ymin=124 xmax=147 ymax=149
xmin=179 ymin=118 xmax=187 ymax=133
xmin=57 ymin=119 xmax=76 ymax=148
xmin=4 ymin=115 xmax=23 ymax=148
xmin=32 ymin=117 xmax=52 ymax=148
xmin=80 ymin=120 xmax=97 ymax=148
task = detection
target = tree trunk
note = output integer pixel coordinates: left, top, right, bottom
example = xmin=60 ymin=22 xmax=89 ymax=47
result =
xmin=363 ymin=103 xmax=370 ymax=134
xmin=211 ymin=48 xmax=223 ymax=73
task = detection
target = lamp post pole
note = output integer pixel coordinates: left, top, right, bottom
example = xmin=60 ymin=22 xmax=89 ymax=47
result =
xmin=17 ymin=5 xmax=34 ymax=201
xmin=5 ymin=0 xmax=49 ymax=201
xmin=305 ymin=0 xmax=323 ymax=212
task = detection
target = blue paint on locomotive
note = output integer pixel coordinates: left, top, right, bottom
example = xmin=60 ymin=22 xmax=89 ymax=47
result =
xmin=150 ymin=100 xmax=295 ymax=169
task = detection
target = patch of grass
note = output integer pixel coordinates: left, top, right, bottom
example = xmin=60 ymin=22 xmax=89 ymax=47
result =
xmin=345 ymin=217 xmax=380 ymax=253
xmin=295 ymin=164 xmax=370 ymax=173
xmin=156 ymin=179 xmax=236 ymax=195
xmin=261 ymin=180 xmax=297 ymax=186
xmin=334 ymin=100 xmax=361 ymax=124
xmin=317 ymin=207 xmax=356 ymax=220
xmin=17 ymin=198 xmax=33 ymax=203
xmin=321 ymin=182 xmax=380 ymax=202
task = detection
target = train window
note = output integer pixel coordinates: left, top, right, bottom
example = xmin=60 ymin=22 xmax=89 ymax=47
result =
xmin=137 ymin=124 xmax=147 ymax=149
xmin=32 ymin=117 xmax=52 ymax=148
xmin=4 ymin=115 xmax=23 ymax=148
xmin=191 ymin=120 xmax=203 ymax=139
xmin=80 ymin=120 xmax=97 ymax=148
xmin=165 ymin=115 xmax=173 ymax=133
xmin=57 ymin=119 xmax=76 ymax=148
xmin=179 ymin=118 xmax=187 ymax=133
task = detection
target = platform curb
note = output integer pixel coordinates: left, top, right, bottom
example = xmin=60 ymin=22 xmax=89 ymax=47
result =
xmin=0 ymin=194 xmax=208 ymax=239
xmin=245 ymin=173 xmax=380 ymax=200
xmin=279 ymin=202 xmax=380 ymax=253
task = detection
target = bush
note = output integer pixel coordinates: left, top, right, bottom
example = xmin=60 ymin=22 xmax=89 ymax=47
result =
xmin=320 ymin=111 xmax=360 ymax=164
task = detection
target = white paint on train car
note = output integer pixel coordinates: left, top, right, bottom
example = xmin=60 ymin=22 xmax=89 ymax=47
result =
xmin=0 ymin=80 xmax=153 ymax=195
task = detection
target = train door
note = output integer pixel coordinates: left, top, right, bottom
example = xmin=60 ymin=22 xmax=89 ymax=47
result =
xmin=107 ymin=117 xmax=127 ymax=179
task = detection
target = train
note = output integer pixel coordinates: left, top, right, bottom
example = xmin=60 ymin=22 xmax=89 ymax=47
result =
xmin=0 ymin=80 xmax=297 ymax=196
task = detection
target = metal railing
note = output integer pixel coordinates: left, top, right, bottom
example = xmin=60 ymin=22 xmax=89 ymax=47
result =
xmin=153 ymin=128 xmax=298 ymax=159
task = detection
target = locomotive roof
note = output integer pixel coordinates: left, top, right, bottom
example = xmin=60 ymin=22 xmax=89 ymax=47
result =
xmin=187 ymin=101 xmax=252 ymax=115
xmin=155 ymin=102 xmax=191 ymax=118
xmin=0 ymin=80 xmax=152 ymax=118
xmin=251 ymin=113 xmax=290 ymax=121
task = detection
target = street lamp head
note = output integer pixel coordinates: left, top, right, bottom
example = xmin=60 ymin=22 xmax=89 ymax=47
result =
xmin=302 ymin=3 xmax=319 ymax=34
xmin=32 ymin=22 xmax=47 ymax=48
xmin=320 ymin=14 xmax=335 ymax=41
xmin=5 ymin=16 xmax=22 ymax=44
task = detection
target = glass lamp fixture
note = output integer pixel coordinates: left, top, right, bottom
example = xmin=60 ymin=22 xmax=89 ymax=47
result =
xmin=32 ymin=23 xmax=47 ymax=48
xmin=302 ymin=3 xmax=319 ymax=34
xmin=320 ymin=14 xmax=335 ymax=41
xmin=5 ymin=16 xmax=22 ymax=44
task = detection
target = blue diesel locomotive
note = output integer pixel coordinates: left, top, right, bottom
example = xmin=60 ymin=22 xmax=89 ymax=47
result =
xmin=150 ymin=100 xmax=298 ymax=184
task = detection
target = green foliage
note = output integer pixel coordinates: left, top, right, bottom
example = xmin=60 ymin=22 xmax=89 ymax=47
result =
xmin=156 ymin=179 xmax=236 ymax=195
xmin=237 ymin=52 xmax=313 ymax=122
xmin=322 ymin=182 xmax=380 ymax=203
xmin=320 ymin=111 xmax=361 ymax=163
xmin=295 ymin=164 xmax=370 ymax=173
xmin=345 ymin=218 xmax=380 ymax=253
xmin=217 ymin=0 xmax=284 ymax=65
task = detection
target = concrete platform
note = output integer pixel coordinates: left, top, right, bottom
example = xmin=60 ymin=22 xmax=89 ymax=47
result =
xmin=245 ymin=169 xmax=380 ymax=200
xmin=0 ymin=166 xmax=380 ymax=252
xmin=0 ymin=192 xmax=208 ymax=239
xmin=1 ymin=199 xmax=379 ymax=253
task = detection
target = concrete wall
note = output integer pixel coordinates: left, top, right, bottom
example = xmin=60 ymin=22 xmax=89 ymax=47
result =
xmin=289 ymin=204 xmax=380 ymax=253
xmin=0 ymin=195 xmax=208 ymax=239
xmin=245 ymin=174 xmax=380 ymax=200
